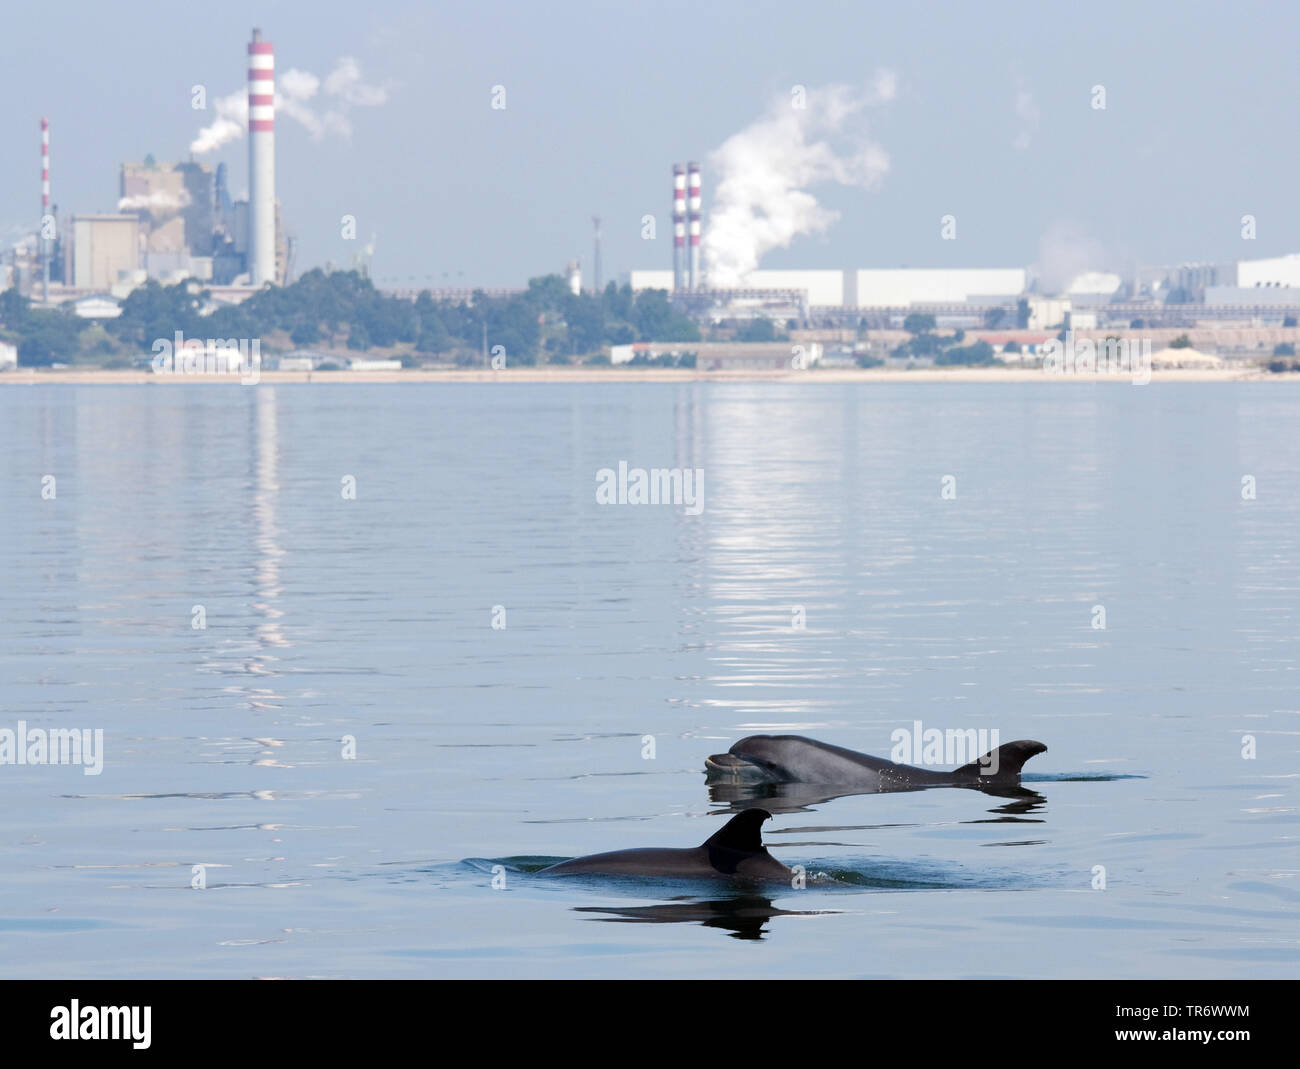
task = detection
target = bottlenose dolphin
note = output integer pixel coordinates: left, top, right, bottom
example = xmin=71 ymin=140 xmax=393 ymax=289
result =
xmin=705 ymin=735 xmax=1046 ymax=792
xmin=537 ymin=808 xmax=791 ymax=882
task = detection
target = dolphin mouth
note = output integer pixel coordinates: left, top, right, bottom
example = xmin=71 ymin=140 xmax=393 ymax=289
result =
xmin=705 ymin=752 xmax=776 ymax=783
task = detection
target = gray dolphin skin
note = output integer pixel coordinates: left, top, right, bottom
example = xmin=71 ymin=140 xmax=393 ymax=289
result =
xmin=537 ymin=808 xmax=792 ymax=882
xmin=705 ymin=735 xmax=1047 ymax=791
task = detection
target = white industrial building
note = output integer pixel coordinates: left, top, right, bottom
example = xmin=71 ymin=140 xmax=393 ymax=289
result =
xmin=71 ymin=214 xmax=141 ymax=291
xmin=1236 ymin=254 xmax=1300 ymax=289
xmin=626 ymin=268 xmax=843 ymax=306
xmin=852 ymin=268 xmax=1026 ymax=308
xmin=739 ymin=270 xmax=844 ymax=306
xmin=73 ymin=294 xmax=123 ymax=319
xmin=625 ymin=256 xmax=1300 ymax=311
xmin=610 ymin=341 xmax=821 ymax=370
xmin=1025 ymin=296 xmax=1072 ymax=331
xmin=627 ymin=270 xmax=676 ymax=292
xmin=627 ymin=267 xmax=1022 ymax=308
xmin=1205 ymin=285 xmax=1300 ymax=307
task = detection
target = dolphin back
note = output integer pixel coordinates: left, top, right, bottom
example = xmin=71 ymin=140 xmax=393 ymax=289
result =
xmin=537 ymin=808 xmax=789 ymax=881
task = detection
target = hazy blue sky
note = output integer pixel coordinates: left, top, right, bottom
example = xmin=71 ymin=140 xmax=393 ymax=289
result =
xmin=2 ymin=0 xmax=1295 ymax=288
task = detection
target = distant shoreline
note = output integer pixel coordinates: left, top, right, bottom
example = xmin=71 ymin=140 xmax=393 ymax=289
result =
xmin=1 ymin=366 xmax=1295 ymax=385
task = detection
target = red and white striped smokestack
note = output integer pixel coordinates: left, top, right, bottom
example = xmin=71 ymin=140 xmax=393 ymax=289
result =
xmin=41 ymin=118 xmax=50 ymax=216
xmin=672 ymin=164 xmax=686 ymax=293
xmin=248 ymin=28 xmax=276 ymax=286
xmin=41 ymin=117 xmax=50 ymax=299
xmin=687 ymin=161 xmax=701 ymax=291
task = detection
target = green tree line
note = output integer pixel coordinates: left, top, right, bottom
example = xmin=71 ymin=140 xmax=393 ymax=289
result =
xmin=0 ymin=270 xmax=702 ymax=367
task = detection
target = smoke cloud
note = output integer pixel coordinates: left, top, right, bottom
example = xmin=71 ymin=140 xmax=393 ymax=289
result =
xmin=702 ymin=71 xmax=896 ymax=287
xmin=117 ymin=190 xmax=193 ymax=213
xmin=323 ymin=58 xmax=389 ymax=107
xmin=190 ymin=56 xmax=389 ymax=154
xmin=190 ymin=91 xmax=247 ymax=154
xmin=1034 ymin=220 xmax=1106 ymax=295
xmin=1012 ymin=78 xmax=1039 ymax=151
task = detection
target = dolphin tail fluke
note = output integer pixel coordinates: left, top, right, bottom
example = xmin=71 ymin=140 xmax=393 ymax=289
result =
xmin=954 ymin=740 xmax=1047 ymax=780
xmin=702 ymin=808 xmax=771 ymax=851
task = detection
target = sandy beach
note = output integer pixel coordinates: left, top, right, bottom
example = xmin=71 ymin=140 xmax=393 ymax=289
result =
xmin=1 ymin=365 xmax=1294 ymax=385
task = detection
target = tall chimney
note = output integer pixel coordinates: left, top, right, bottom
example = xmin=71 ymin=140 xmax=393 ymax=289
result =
xmin=687 ymin=161 xmax=701 ymax=291
xmin=41 ymin=118 xmax=50 ymax=301
xmin=672 ymin=164 xmax=686 ymax=292
xmin=248 ymin=28 xmax=276 ymax=286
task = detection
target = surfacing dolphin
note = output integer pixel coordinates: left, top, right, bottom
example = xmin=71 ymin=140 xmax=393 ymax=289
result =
xmin=705 ymin=735 xmax=1047 ymax=792
xmin=537 ymin=808 xmax=791 ymax=882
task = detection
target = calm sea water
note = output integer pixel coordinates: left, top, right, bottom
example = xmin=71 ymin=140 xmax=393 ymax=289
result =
xmin=1 ymin=381 xmax=1296 ymax=979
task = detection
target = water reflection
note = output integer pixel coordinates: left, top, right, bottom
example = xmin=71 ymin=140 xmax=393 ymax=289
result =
xmin=574 ymin=895 xmax=836 ymax=941
xmin=250 ymin=387 xmax=288 ymax=656
xmin=198 ymin=387 xmax=290 ymax=715
xmin=708 ymin=778 xmax=1047 ymax=821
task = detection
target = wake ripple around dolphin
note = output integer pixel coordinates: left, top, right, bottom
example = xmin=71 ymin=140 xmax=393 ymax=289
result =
xmin=459 ymin=853 xmax=1050 ymax=893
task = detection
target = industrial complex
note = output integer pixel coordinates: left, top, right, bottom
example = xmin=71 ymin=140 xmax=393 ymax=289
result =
xmin=627 ymin=256 xmax=1300 ymax=327
xmin=5 ymin=31 xmax=1300 ymax=365
xmin=631 ymin=159 xmax=1300 ymax=335
xmin=3 ymin=29 xmax=290 ymax=317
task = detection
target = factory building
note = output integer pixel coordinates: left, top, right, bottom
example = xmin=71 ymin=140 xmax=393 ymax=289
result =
xmin=70 ymin=213 xmax=141 ymax=290
xmin=627 ymin=267 xmax=1022 ymax=310
xmin=1143 ymin=261 xmax=1237 ymax=298
xmin=1024 ymin=296 xmax=1072 ymax=331
xmin=1236 ymin=254 xmax=1300 ymax=289
xmin=627 ymin=270 xmax=676 ymax=292
xmin=118 ymin=159 xmax=216 ymax=282
xmin=3 ymin=29 xmax=288 ymax=306
xmin=626 ymin=268 xmax=843 ymax=305
xmin=851 ymin=268 xmax=1026 ymax=308
xmin=1205 ymin=285 xmax=1300 ymax=308
xmin=742 ymin=270 xmax=843 ymax=306
xmin=120 ymin=160 xmax=214 ymax=254
xmin=107 ymin=30 xmax=283 ymax=290
xmin=611 ymin=341 xmax=821 ymax=370
xmin=106 ymin=158 xmax=284 ymax=287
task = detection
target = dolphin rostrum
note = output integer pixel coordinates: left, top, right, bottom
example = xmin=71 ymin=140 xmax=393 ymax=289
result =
xmin=537 ymin=808 xmax=792 ymax=882
xmin=705 ymin=735 xmax=1046 ymax=791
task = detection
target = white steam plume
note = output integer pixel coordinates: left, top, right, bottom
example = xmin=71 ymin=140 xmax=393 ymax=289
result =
xmin=702 ymin=71 xmax=896 ymax=287
xmin=324 ymin=57 xmax=389 ymax=107
xmin=190 ymin=90 xmax=247 ymax=154
xmin=117 ymin=190 xmax=193 ymax=213
xmin=1012 ymin=78 xmax=1039 ymax=151
xmin=190 ymin=56 xmax=389 ymax=154
xmin=1034 ymin=220 xmax=1106 ymax=296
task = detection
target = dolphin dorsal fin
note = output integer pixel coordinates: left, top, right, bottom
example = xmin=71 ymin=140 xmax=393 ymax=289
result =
xmin=703 ymin=808 xmax=771 ymax=852
xmin=953 ymin=740 xmax=1047 ymax=779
